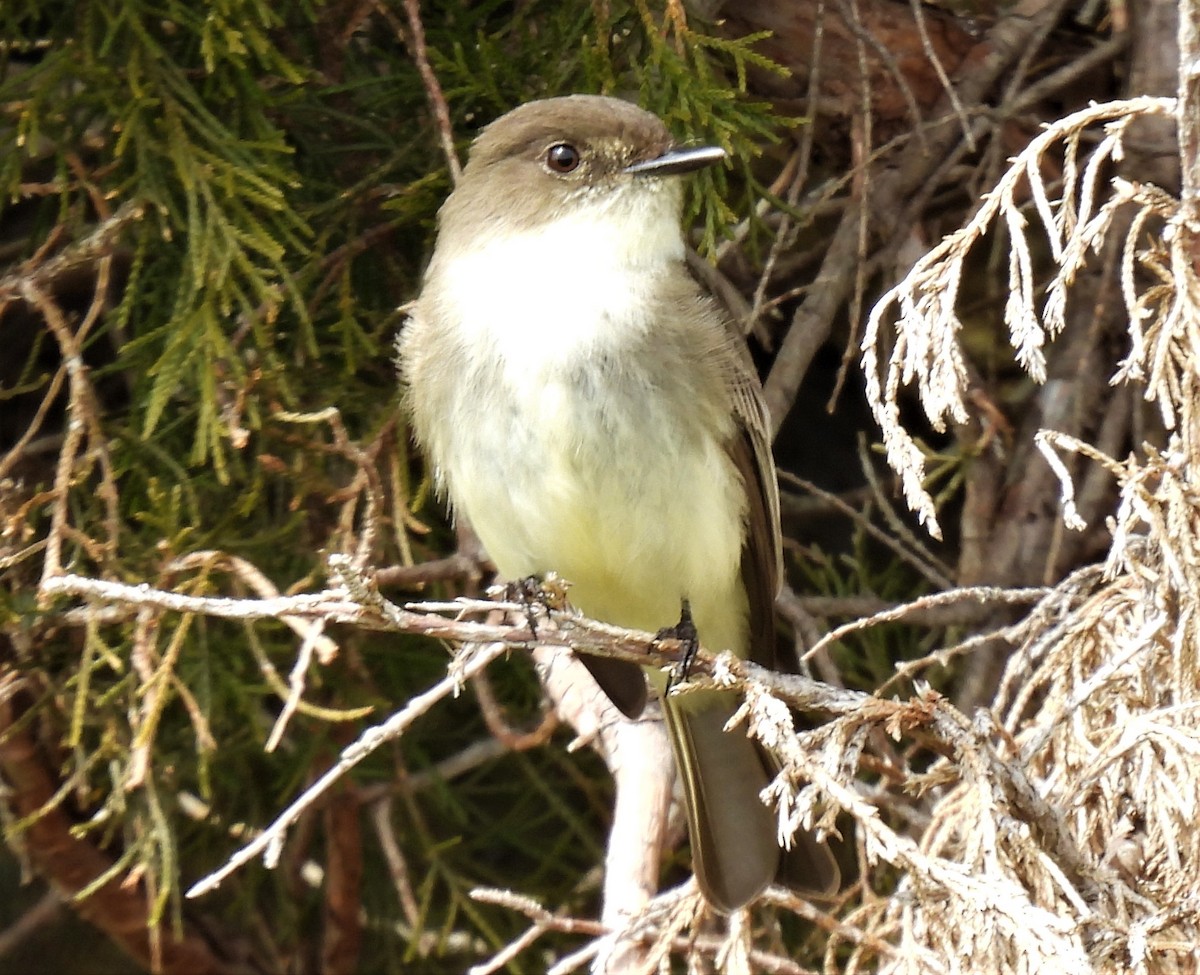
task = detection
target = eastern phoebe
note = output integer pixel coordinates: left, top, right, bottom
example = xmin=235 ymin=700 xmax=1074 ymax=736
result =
xmin=399 ymin=94 xmax=837 ymax=911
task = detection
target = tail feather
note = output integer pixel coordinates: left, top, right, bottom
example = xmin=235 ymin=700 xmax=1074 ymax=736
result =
xmin=665 ymin=694 xmax=840 ymax=912
xmin=577 ymin=654 xmax=647 ymax=718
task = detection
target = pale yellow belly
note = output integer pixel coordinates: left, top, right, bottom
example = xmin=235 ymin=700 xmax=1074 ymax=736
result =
xmin=448 ymin=375 xmax=750 ymax=657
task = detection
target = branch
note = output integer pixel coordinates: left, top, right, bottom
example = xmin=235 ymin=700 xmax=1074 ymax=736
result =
xmin=186 ymin=640 xmax=509 ymax=898
xmin=763 ymin=0 xmax=1077 ymax=433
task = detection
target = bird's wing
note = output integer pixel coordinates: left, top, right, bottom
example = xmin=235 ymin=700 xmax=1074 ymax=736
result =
xmin=722 ymin=332 xmax=784 ymax=671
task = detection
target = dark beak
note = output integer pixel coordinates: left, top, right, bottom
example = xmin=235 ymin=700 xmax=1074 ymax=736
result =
xmin=623 ymin=145 xmax=726 ymax=177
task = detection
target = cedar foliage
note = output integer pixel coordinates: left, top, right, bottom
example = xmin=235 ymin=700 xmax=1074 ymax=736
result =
xmin=0 ymin=3 xmax=803 ymax=971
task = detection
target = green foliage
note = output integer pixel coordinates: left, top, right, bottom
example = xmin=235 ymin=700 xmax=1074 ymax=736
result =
xmin=625 ymin=1 xmax=795 ymax=253
xmin=0 ymin=2 xmax=802 ymax=969
xmin=3 ymin=1 xmax=316 ymax=474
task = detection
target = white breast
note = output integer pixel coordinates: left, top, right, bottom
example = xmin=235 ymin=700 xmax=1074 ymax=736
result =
xmin=437 ymin=196 xmax=685 ymax=382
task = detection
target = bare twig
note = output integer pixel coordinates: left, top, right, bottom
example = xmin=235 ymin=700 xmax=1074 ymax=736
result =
xmin=380 ymin=0 xmax=462 ymax=183
xmin=22 ymin=281 xmax=120 ymax=581
xmin=0 ymin=890 xmax=63 ymax=960
xmin=186 ymin=640 xmax=509 ymax=898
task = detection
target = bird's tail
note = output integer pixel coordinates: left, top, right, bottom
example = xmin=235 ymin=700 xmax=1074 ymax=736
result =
xmin=665 ymin=692 xmax=840 ymax=912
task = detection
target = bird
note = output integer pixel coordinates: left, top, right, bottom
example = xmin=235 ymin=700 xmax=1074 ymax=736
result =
xmin=399 ymin=94 xmax=838 ymax=912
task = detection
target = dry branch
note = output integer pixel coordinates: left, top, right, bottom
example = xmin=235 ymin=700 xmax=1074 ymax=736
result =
xmin=853 ymin=29 xmax=1200 ymax=968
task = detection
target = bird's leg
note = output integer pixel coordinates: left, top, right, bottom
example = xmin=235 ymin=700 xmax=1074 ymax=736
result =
xmin=656 ymin=598 xmax=699 ymax=691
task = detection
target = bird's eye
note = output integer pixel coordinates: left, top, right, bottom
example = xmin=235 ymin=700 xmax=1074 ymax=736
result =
xmin=546 ymin=143 xmax=581 ymax=174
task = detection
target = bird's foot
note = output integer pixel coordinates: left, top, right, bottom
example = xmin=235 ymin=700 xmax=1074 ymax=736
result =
xmin=495 ymin=573 xmax=571 ymax=640
xmin=655 ymin=598 xmax=699 ymax=691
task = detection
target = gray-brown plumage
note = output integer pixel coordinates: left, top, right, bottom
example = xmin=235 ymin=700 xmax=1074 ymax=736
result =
xmin=400 ymin=95 xmax=838 ymax=911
